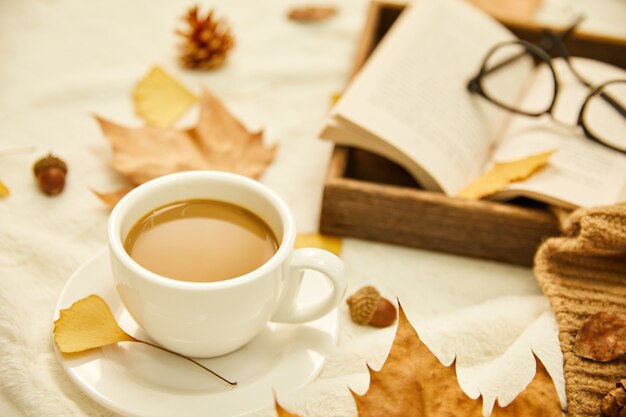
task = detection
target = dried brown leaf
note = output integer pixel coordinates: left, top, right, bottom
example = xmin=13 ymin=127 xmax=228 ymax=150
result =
xmin=295 ymin=233 xmax=342 ymax=256
xmin=602 ymin=379 xmax=626 ymax=417
xmin=275 ymin=304 xmax=562 ymax=417
xmin=96 ymin=88 xmax=277 ymax=185
xmin=54 ymin=295 xmax=136 ymax=353
xmin=92 ymin=186 xmax=136 ymax=208
xmin=133 ymin=66 xmax=197 ymax=128
xmin=0 ymin=181 xmax=9 ymax=198
xmin=274 ymin=398 xmax=301 ymax=417
xmin=458 ymin=150 xmax=556 ymax=200
xmin=574 ymin=312 xmax=626 ymax=362
xmin=351 ymin=304 xmax=562 ymax=417
xmin=287 ymin=5 xmax=337 ymax=22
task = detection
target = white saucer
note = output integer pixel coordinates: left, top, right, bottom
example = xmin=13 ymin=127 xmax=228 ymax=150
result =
xmin=54 ymin=249 xmax=339 ymax=417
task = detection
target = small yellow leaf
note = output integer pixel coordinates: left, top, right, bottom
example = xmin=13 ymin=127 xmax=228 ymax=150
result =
xmin=54 ymin=295 xmax=136 ymax=353
xmin=330 ymin=91 xmax=341 ymax=106
xmin=458 ymin=150 xmax=556 ymax=200
xmin=295 ymin=233 xmax=342 ymax=256
xmin=133 ymin=66 xmax=197 ymax=128
xmin=92 ymin=186 xmax=135 ymax=209
xmin=0 ymin=181 xmax=9 ymax=198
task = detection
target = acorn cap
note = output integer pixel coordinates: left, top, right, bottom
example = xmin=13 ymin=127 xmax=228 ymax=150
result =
xmin=346 ymin=286 xmax=381 ymax=325
xmin=33 ymin=154 xmax=67 ymax=177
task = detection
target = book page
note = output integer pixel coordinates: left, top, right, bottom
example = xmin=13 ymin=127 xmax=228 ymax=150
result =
xmin=492 ymin=58 xmax=626 ymax=208
xmin=331 ymin=0 xmax=524 ymax=195
xmin=321 ymin=119 xmax=441 ymax=190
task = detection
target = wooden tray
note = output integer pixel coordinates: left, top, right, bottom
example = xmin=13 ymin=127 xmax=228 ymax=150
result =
xmin=319 ymin=0 xmax=626 ymax=266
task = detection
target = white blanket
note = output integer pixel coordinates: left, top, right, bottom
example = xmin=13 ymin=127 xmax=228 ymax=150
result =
xmin=0 ymin=0 xmax=568 ymax=416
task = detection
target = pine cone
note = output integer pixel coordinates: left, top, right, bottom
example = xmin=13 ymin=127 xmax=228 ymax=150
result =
xmin=602 ymin=379 xmax=626 ymax=417
xmin=176 ymin=6 xmax=234 ymax=70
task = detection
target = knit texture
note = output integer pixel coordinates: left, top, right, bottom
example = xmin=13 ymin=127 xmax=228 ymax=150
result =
xmin=534 ymin=203 xmax=626 ymax=417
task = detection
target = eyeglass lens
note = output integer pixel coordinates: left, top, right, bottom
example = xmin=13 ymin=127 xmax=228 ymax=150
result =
xmin=480 ymin=43 xmax=555 ymax=116
xmin=582 ymin=80 xmax=626 ymax=152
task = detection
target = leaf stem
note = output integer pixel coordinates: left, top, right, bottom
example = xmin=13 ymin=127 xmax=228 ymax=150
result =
xmin=133 ymin=339 xmax=237 ymax=386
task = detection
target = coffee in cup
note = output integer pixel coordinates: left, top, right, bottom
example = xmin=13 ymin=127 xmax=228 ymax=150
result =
xmin=124 ymin=199 xmax=278 ymax=283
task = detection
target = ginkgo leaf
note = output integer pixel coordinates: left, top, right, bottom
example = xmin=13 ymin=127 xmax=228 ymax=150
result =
xmin=91 ymin=186 xmax=135 ymax=209
xmin=0 ymin=181 xmax=9 ymax=197
xmin=53 ymin=295 xmax=236 ymax=385
xmin=53 ymin=295 xmax=136 ymax=353
xmin=457 ymin=150 xmax=556 ymax=200
xmin=351 ymin=304 xmax=562 ymax=417
xmin=96 ymin=88 xmax=277 ymax=185
xmin=133 ymin=66 xmax=197 ymax=128
xmin=295 ymin=233 xmax=342 ymax=256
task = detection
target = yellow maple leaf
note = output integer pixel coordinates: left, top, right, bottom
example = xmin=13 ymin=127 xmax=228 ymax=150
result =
xmin=53 ymin=295 xmax=136 ymax=353
xmin=295 ymin=233 xmax=342 ymax=256
xmin=133 ymin=66 xmax=197 ymax=128
xmin=458 ymin=150 xmax=556 ymax=200
xmin=275 ymin=304 xmax=562 ymax=417
xmin=96 ymin=88 xmax=277 ymax=185
xmin=0 ymin=181 xmax=9 ymax=198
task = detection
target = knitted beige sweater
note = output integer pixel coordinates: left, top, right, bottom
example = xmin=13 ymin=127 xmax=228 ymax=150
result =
xmin=534 ymin=204 xmax=626 ymax=417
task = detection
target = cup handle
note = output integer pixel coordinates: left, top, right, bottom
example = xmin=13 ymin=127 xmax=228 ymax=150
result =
xmin=271 ymin=248 xmax=346 ymax=323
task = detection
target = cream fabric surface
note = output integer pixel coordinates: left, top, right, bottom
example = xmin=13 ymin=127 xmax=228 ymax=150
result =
xmin=0 ymin=0 xmax=572 ymax=416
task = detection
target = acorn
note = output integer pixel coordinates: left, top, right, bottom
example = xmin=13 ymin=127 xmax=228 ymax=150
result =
xmin=346 ymin=286 xmax=397 ymax=328
xmin=33 ymin=153 xmax=67 ymax=196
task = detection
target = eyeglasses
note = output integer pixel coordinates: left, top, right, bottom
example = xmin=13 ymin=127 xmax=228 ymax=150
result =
xmin=467 ymin=19 xmax=626 ymax=154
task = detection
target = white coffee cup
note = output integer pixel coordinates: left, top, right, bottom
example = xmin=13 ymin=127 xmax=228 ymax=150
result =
xmin=108 ymin=171 xmax=346 ymax=358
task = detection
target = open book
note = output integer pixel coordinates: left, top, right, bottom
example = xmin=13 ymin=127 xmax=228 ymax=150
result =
xmin=320 ymin=0 xmax=626 ymax=209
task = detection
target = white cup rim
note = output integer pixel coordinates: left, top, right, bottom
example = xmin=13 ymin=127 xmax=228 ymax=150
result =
xmin=108 ymin=171 xmax=295 ymax=290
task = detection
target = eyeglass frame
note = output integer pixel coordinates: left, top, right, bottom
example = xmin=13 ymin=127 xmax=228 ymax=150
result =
xmin=466 ymin=21 xmax=626 ymax=154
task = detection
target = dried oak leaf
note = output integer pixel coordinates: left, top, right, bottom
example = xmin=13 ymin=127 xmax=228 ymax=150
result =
xmin=54 ymin=295 xmax=136 ymax=353
xmin=458 ymin=150 xmax=556 ymax=200
xmin=275 ymin=304 xmax=561 ymax=417
xmin=287 ymin=6 xmax=337 ymax=23
xmin=0 ymin=181 xmax=9 ymax=198
xmin=574 ymin=312 xmax=626 ymax=362
xmin=96 ymin=88 xmax=277 ymax=185
xmin=295 ymin=233 xmax=342 ymax=256
xmin=133 ymin=66 xmax=197 ymax=128
xmin=91 ymin=186 xmax=136 ymax=209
